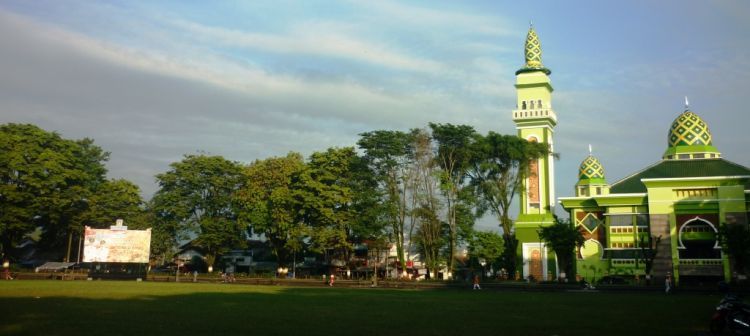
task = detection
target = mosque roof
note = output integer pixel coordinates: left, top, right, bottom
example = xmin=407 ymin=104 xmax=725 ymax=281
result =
xmin=516 ymin=25 xmax=551 ymax=75
xmin=578 ymin=155 xmax=605 ymax=181
xmin=609 ymin=159 xmax=750 ymax=193
xmin=663 ymin=107 xmax=721 ymax=159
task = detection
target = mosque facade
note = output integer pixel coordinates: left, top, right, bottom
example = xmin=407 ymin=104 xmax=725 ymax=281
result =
xmin=513 ymin=26 xmax=750 ymax=285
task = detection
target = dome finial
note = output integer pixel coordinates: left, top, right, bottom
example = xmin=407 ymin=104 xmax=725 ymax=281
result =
xmin=588 ymin=144 xmax=592 ymax=156
xmin=530 ymin=20 xmax=533 ymax=28
xmin=684 ymin=96 xmax=690 ymax=110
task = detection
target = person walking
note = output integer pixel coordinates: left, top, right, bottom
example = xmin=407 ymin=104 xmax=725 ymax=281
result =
xmin=329 ymin=274 xmax=335 ymax=287
xmin=473 ymin=274 xmax=481 ymax=290
xmin=665 ymin=272 xmax=672 ymax=294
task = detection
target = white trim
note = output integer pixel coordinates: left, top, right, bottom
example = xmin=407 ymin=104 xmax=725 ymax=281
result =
xmin=649 ymin=198 xmax=747 ymax=203
xmin=641 ymin=175 xmax=750 ymax=182
xmin=594 ymin=193 xmax=647 ymax=197
xmin=522 ymin=242 xmax=548 ymax=281
xmin=581 ymin=239 xmax=604 ymax=260
xmin=525 ymin=134 xmax=541 ymax=213
xmin=515 ymin=125 xmax=555 ymax=131
xmin=678 ymin=216 xmax=719 ymax=249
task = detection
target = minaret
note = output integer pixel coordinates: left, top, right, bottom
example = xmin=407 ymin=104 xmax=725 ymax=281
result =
xmin=513 ymin=24 xmax=557 ymax=227
xmin=512 ymin=24 xmax=557 ymax=281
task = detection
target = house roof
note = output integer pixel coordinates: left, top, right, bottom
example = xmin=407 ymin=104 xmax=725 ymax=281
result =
xmin=610 ymin=159 xmax=750 ymax=194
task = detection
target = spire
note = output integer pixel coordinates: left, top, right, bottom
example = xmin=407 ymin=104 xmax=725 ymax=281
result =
xmin=516 ymin=22 xmax=551 ymax=75
xmin=684 ymin=96 xmax=690 ymax=110
xmin=588 ymin=144 xmax=592 ymax=156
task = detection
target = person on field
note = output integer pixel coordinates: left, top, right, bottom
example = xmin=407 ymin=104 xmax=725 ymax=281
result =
xmin=665 ymin=272 xmax=672 ymax=294
xmin=473 ymin=274 xmax=481 ymax=290
xmin=329 ymin=274 xmax=335 ymax=287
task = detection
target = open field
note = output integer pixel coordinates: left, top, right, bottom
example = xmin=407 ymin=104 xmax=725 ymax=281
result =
xmin=0 ymin=280 xmax=720 ymax=336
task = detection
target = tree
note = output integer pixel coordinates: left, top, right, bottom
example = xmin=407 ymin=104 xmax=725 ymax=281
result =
xmin=410 ymin=128 xmax=444 ymax=278
xmin=429 ymin=123 xmax=478 ymax=274
xmin=468 ymin=132 xmax=550 ymax=277
xmin=718 ymin=223 xmax=750 ymax=277
xmin=299 ymin=147 xmax=358 ymax=264
xmin=0 ymin=124 xmax=109 ymax=259
xmin=538 ymin=217 xmax=584 ymax=281
xmin=235 ymin=153 xmax=306 ymax=268
xmin=357 ymin=130 xmax=414 ymax=276
xmin=78 ymin=179 xmax=146 ymax=228
xmin=468 ymin=230 xmax=504 ymax=279
xmin=152 ymin=154 xmax=245 ymax=270
xmin=636 ymin=234 xmax=662 ymax=284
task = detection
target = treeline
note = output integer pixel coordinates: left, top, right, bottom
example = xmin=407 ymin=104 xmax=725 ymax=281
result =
xmin=0 ymin=123 xmax=548 ymax=277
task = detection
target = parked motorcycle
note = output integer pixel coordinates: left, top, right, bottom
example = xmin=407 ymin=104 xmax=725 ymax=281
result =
xmin=711 ymin=284 xmax=750 ymax=335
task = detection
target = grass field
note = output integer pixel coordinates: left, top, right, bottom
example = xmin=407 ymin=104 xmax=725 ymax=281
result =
xmin=0 ymin=280 xmax=720 ymax=336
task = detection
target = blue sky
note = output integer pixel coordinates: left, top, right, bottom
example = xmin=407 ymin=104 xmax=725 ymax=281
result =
xmin=1 ymin=1 xmax=749 ymax=230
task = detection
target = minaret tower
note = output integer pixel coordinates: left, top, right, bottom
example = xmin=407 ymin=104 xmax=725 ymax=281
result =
xmin=512 ymin=24 xmax=557 ymax=280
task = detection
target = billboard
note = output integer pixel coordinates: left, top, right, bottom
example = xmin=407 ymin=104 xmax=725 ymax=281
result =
xmin=83 ymin=226 xmax=151 ymax=263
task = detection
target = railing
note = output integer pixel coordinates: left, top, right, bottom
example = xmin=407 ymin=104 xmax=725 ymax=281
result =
xmin=679 ymin=259 xmax=722 ymax=266
xmin=512 ymin=109 xmax=557 ymax=122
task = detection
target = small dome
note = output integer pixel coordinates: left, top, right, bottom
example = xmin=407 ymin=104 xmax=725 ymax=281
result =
xmin=668 ymin=111 xmax=712 ymax=147
xmin=578 ymin=155 xmax=605 ymax=180
xmin=663 ymin=109 xmax=721 ymax=160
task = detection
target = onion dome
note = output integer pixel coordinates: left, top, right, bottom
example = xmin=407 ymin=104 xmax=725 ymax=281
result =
xmin=578 ymin=155 xmax=606 ymax=183
xmin=663 ymin=99 xmax=721 ymax=160
xmin=516 ymin=24 xmax=551 ymax=75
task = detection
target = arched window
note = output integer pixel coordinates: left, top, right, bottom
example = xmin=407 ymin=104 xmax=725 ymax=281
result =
xmin=538 ymin=100 xmax=543 ymax=108
xmin=522 ymin=101 xmax=527 ymax=110
xmin=530 ymin=101 xmax=535 ymax=109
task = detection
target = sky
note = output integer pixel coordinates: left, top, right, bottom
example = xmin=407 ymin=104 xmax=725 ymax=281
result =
xmin=1 ymin=1 xmax=749 ymax=230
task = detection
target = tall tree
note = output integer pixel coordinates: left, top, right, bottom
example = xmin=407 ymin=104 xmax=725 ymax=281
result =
xmin=357 ymin=130 xmax=414 ymax=275
xmin=152 ymin=154 xmax=245 ymax=269
xmin=468 ymin=132 xmax=550 ymax=277
xmin=410 ymin=128 xmax=444 ymax=278
xmin=235 ymin=153 xmax=306 ymax=267
xmin=0 ymin=124 xmax=109 ymax=259
xmin=429 ymin=123 xmax=477 ymax=274
xmin=538 ymin=217 xmax=584 ymax=281
xmin=300 ymin=147 xmax=358 ymax=263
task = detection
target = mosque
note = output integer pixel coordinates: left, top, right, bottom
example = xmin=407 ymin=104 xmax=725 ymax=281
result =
xmin=512 ymin=25 xmax=750 ymax=285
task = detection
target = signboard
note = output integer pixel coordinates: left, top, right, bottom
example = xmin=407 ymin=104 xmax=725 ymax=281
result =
xmin=83 ymin=226 xmax=151 ymax=263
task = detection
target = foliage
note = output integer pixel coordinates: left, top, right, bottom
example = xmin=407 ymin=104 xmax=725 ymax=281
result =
xmin=468 ymin=230 xmax=504 ymax=276
xmin=636 ymin=234 xmax=662 ymax=278
xmin=468 ymin=132 xmax=550 ymax=277
xmin=538 ymin=217 xmax=584 ymax=279
xmin=357 ymin=130 xmax=414 ymax=273
xmin=718 ymin=223 xmax=750 ymax=275
xmin=298 ymin=147 xmax=359 ymax=261
xmin=78 ymin=179 xmax=146 ymax=228
xmin=0 ymin=123 xmax=110 ymax=258
xmin=152 ymin=154 xmax=245 ymax=267
xmin=410 ymin=128 xmax=444 ymax=277
xmin=429 ymin=123 xmax=478 ymax=273
xmin=235 ymin=152 xmax=307 ymax=267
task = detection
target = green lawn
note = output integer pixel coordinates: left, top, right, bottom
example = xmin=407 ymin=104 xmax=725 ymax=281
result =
xmin=0 ymin=280 xmax=719 ymax=336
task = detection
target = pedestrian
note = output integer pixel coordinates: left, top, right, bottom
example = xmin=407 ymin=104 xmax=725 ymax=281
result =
xmin=3 ymin=259 xmax=11 ymax=280
xmin=192 ymin=270 xmax=198 ymax=283
xmin=665 ymin=272 xmax=672 ymax=294
xmin=329 ymin=274 xmax=335 ymax=287
xmin=473 ymin=274 xmax=481 ymax=290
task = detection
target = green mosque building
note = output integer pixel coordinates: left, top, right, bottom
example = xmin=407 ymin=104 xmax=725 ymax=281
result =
xmin=512 ymin=25 xmax=750 ymax=285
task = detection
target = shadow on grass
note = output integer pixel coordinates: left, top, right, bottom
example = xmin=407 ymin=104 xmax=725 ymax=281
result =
xmin=0 ymin=281 xmax=720 ymax=336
